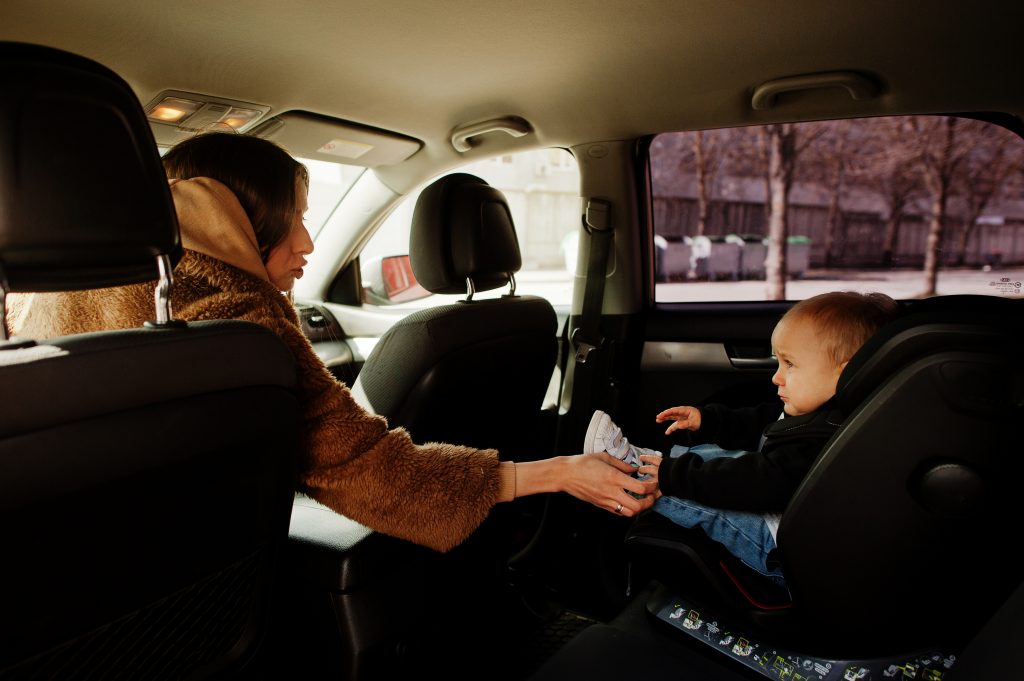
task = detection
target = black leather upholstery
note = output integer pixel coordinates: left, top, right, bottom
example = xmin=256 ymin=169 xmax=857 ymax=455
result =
xmin=0 ymin=42 xmax=181 ymax=292
xmin=409 ymin=173 xmax=522 ymax=295
xmin=0 ymin=42 xmax=301 ymax=679
xmin=354 ymin=173 xmax=557 ymax=455
xmin=625 ymin=295 xmax=1024 ymax=658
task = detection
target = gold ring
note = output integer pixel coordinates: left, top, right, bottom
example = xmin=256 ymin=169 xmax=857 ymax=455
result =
xmin=615 ymin=502 xmax=623 ymax=513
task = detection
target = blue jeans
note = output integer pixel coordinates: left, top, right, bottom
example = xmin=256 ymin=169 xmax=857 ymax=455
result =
xmin=653 ymin=444 xmax=786 ymax=587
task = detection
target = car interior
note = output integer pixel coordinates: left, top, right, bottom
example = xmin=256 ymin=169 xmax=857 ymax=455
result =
xmin=1 ymin=2 xmax=1022 ymax=680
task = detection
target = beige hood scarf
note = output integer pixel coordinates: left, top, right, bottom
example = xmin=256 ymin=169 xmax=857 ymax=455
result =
xmin=7 ymin=177 xmax=515 ymax=552
xmin=170 ymin=177 xmax=269 ymax=283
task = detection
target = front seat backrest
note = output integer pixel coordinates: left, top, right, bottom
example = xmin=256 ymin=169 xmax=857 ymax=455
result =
xmin=0 ymin=42 xmax=302 ymax=679
xmin=352 ymin=173 xmax=557 ymax=457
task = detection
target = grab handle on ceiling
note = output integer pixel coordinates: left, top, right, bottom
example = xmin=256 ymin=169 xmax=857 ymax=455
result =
xmin=751 ymin=71 xmax=879 ymax=110
xmin=451 ymin=116 xmax=532 ymax=152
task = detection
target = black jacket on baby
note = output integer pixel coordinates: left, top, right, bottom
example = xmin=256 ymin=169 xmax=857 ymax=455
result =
xmin=657 ymin=399 xmax=842 ymax=513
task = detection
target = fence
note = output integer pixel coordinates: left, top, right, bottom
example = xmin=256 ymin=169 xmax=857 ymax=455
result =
xmin=653 ymin=197 xmax=1024 ymax=268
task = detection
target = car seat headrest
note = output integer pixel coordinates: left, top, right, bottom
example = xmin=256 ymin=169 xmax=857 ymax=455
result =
xmin=409 ymin=173 xmax=521 ymax=296
xmin=0 ymin=41 xmax=180 ymax=294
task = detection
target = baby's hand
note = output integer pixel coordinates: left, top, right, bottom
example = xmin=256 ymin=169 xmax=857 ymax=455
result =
xmin=655 ymin=405 xmax=701 ymax=435
xmin=637 ymin=453 xmax=663 ymax=500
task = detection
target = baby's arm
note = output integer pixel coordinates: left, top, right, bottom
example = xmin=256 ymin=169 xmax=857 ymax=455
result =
xmin=655 ymin=405 xmax=702 ymax=435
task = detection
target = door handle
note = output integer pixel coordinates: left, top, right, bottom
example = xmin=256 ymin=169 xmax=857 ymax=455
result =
xmin=728 ymin=357 xmax=777 ymax=370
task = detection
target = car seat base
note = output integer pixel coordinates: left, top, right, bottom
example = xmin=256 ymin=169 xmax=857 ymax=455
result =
xmin=647 ymin=584 xmax=957 ymax=680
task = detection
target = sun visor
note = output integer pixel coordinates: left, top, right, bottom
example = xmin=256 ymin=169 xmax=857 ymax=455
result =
xmin=249 ymin=111 xmax=422 ymax=167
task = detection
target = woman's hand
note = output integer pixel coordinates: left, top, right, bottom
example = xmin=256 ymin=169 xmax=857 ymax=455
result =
xmin=655 ymin=405 xmax=702 ymax=435
xmin=559 ymin=452 xmax=659 ymax=516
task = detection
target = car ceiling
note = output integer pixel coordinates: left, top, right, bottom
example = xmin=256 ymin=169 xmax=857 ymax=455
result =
xmin=2 ymin=0 xmax=1021 ymax=189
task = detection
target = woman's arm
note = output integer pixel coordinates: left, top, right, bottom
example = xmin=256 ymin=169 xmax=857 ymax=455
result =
xmin=511 ymin=453 xmax=659 ymax=516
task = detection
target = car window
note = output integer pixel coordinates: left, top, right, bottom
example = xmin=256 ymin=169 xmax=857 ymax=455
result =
xmin=359 ymin=148 xmax=580 ymax=310
xmin=649 ymin=116 xmax=1024 ymax=302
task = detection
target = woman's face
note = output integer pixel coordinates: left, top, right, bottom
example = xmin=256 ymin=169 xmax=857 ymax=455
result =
xmin=265 ymin=176 xmax=314 ymax=291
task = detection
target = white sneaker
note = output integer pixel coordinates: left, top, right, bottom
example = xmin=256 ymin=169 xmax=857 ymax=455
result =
xmin=583 ymin=410 xmax=661 ymax=468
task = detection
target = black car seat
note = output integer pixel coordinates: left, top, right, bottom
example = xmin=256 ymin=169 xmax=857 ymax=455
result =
xmin=0 ymin=42 xmax=302 ymax=679
xmin=351 ymin=172 xmax=558 ymax=458
xmin=625 ymin=294 xmax=1024 ymax=659
xmin=273 ymin=173 xmax=560 ymax=678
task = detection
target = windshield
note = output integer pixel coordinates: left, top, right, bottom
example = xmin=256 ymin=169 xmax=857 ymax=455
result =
xmin=298 ymin=157 xmax=366 ymax=238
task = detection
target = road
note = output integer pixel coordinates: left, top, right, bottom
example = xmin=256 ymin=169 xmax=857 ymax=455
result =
xmin=652 ymin=267 xmax=1024 ymax=303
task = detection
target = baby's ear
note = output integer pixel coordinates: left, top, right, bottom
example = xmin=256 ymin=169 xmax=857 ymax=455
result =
xmin=835 ymin=360 xmax=849 ymax=378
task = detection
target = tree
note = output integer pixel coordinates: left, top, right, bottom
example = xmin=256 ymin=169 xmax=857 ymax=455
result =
xmin=686 ymin=129 xmax=740 ymax=236
xmin=915 ymin=116 xmax=965 ymax=297
xmin=763 ymin=124 xmax=797 ymax=300
xmin=949 ymin=120 xmax=1024 ymax=266
xmin=855 ymin=118 xmax=925 ymax=268
xmin=801 ymin=120 xmax=861 ymax=268
xmin=762 ymin=123 xmax=821 ymax=300
xmin=693 ymin=132 xmax=710 ymax=236
xmin=648 ymin=128 xmax=755 ymax=239
xmin=648 ymin=132 xmax=691 ymax=195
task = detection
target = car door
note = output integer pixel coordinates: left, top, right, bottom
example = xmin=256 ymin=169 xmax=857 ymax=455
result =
xmin=620 ymin=114 xmax=1024 ymax=453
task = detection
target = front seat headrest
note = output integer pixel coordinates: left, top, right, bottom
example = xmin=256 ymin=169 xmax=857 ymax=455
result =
xmin=0 ymin=41 xmax=180 ymax=293
xmin=409 ymin=173 xmax=521 ymax=295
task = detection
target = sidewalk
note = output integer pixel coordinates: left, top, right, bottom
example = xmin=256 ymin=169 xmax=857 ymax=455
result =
xmin=653 ymin=267 xmax=1024 ymax=302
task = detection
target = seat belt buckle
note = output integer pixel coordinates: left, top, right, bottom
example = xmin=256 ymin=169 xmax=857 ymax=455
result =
xmin=571 ymin=327 xmax=603 ymax=364
xmin=575 ymin=341 xmax=598 ymax=364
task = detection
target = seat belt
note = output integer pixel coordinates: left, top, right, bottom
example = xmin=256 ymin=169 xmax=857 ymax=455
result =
xmin=562 ymin=198 xmax=613 ymax=447
xmin=572 ymin=198 xmax=612 ymax=366
xmin=525 ymin=199 xmax=614 ymax=576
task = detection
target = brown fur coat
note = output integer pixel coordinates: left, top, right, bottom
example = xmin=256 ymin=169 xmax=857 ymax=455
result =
xmin=7 ymin=178 xmax=513 ymax=552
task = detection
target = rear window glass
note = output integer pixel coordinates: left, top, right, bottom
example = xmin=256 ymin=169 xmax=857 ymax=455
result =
xmin=649 ymin=116 xmax=1024 ymax=301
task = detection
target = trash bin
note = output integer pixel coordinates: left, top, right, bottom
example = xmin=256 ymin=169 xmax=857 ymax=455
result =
xmin=786 ymin=235 xmax=811 ymax=279
xmin=659 ymin=236 xmax=691 ymax=281
xmin=685 ymin=235 xmax=710 ymax=280
xmin=705 ymin=234 xmax=742 ymax=281
xmin=983 ymin=251 xmax=1003 ymax=271
xmin=737 ymin=234 xmax=767 ymax=279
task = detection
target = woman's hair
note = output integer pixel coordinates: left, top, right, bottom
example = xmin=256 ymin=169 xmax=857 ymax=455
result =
xmin=162 ymin=132 xmax=309 ymax=261
xmin=783 ymin=291 xmax=901 ymax=366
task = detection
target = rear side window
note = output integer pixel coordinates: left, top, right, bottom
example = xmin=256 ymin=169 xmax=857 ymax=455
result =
xmin=649 ymin=116 xmax=1024 ymax=301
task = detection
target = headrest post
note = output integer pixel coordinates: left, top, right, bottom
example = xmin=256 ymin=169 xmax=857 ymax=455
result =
xmin=508 ymin=272 xmax=517 ymax=296
xmin=0 ymin=262 xmax=9 ymax=341
xmin=153 ymin=254 xmax=174 ymax=325
xmin=0 ymin=293 xmax=8 ymax=342
xmin=465 ymin=276 xmax=476 ymax=302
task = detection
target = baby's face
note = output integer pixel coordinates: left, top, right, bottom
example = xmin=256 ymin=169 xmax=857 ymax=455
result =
xmin=770 ymin=316 xmax=846 ymax=416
